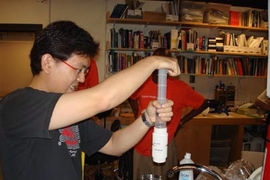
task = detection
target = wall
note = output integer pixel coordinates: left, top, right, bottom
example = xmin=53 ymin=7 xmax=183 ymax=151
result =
xmin=0 ymin=41 xmax=33 ymax=95
xmin=180 ymin=75 xmax=266 ymax=105
xmin=0 ymin=0 xmax=107 ymax=97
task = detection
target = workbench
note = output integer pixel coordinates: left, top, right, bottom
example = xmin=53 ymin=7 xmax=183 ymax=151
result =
xmin=174 ymin=112 xmax=266 ymax=166
xmin=105 ymin=112 xmax=266 ymax=167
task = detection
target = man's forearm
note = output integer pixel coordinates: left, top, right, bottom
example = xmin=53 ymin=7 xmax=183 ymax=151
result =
xmin=177 ymin=99 xmax=209 ymax=131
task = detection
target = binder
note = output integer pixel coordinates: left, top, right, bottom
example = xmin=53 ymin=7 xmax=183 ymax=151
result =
xmin=110 ymin=4 xmax=129 ymax=18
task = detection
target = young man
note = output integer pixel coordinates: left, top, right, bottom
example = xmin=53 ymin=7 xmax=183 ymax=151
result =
xmin=128 ymin=48 xmax=208 ymax=179
xmin=0 ymin=21 xmax=180 ymax=180
xmin=77 ymin=59 xmax=99 ymax=179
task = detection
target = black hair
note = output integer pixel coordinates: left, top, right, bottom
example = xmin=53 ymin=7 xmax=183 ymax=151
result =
xmin=153 ymin=47 xmax=172 ymax=57
xmin=29 ymin=20 xmax=100 ymax=75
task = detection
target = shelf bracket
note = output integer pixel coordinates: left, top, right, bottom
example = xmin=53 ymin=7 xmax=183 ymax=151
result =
xmin=144 ymin=22 xmax=149 ymax=28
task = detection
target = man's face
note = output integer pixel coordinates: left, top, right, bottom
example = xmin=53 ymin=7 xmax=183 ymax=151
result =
xmin=46 ymin=54 xmax=91 ymax=93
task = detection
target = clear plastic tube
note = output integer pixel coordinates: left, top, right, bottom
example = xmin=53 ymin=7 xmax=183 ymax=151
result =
xmin=152 ymin=68 xmax=168 ymax=163
xmin=156 ymin=68 xmax=167 ymax=128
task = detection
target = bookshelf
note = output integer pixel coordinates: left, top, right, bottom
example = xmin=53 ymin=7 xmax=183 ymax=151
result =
xmin=106 ymin=12 xmax=268 ymax=32
xmin=105 ymin=2 xmax=268 ymax=171
xmin=106 ymin=11 xmax=268 ymax=78
xmin=108 ymin=47 xmax=268 ymax=57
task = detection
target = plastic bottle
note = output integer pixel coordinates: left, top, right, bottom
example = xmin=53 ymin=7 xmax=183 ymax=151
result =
xmin=179 ymin=153 xmax=194 ymax=180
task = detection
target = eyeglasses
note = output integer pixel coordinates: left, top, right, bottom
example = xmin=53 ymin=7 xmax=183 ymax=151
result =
xmin=60 ymin=60 xmax=89 ymax=75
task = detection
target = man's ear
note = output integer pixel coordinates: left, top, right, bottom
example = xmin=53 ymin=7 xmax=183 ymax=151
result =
xmin=41 ymin=54 xmax=53 ymax=73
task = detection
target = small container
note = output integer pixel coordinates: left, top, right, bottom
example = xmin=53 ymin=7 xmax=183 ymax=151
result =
xmin=224 ymin=159 xmax=255 ymax=180
xmin=139 ymin=174 xmax=162 ymax=180
xmin=179 ymin=153 xmax=194 ymax=180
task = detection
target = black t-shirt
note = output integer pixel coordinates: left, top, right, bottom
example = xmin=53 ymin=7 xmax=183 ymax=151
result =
xmin=0 ymin=87 xmax=112 ymax=180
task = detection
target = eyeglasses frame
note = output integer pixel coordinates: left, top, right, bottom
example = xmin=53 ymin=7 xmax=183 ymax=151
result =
xmin=59 ymin=60 xmax=89 ymax=75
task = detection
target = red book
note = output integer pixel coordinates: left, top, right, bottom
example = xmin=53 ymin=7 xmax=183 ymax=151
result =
xmin=229 ymin=11 xmax=240 ymax=26
xmin=235 ymin=58 xmax=243 ymax=75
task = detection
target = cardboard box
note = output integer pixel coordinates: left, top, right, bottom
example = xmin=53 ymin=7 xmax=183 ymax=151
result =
xmin=142 ymin=11 xmax=166 ymax=21
xmin=241 ymin=151 xmax=265 ymax=169
xmin=126 ymin=9 xmax=142 ymax=19
xmin=223 ymin=45 xmax=242 ymax=53
xmin=180 ymin=1 xmax=205 ymax=22
xmin=223 ymin=45 xmax=261 ymax=55
xmin=203 ymin=3 xmax=231 ymax=24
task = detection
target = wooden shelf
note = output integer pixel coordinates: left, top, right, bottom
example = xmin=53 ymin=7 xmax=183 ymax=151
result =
xmin=107 ymin=48 xmax=268 ymax=57
xmin=106 ymin=11 xmax=268 ymax=78
xmin=106 ymin=12 xmax=268 ymax=32
xmin=180 ymin=74 xmax=267 ymax=78
xmin=180 ymin=50 xmax=268 ymax=57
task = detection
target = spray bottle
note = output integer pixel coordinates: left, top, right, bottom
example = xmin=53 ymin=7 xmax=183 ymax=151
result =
xmin=179 ymin=153 xmax=194 ymax=180
xmin=152 ymin=68 xmax=168 ymax=163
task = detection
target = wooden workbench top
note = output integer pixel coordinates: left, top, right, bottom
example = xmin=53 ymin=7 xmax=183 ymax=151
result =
xmin=106 ymin=112 xmax=266 ymax=126
xmin=190 ymin=112 xmax=266 ymax=125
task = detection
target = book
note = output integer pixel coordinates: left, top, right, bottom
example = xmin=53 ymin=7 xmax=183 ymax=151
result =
xmin=118 ymin=28 xmax=129 ymax=48
xmin=110 ymin=4 xmax=129 ymax=18
xmin=229 ymin=11 xmax=240 ymax=26
xmin=110 ymin=28 xmax=117 ymax=48
xmin=180 ymin=29 xmax=187 ymax=51
xmin=170 ymin=29 xmax=178 ymax=50
xmin=216 ymin=37 xmax=224 ymax=52
xmin=244 ymin=9 xmax=253 ymax=27
xmin=207 ymin=38 xmax=216 ymax=52
xmin=235 ymin=58 xmax=243 ymax=76
xmin=262 ymin=40 xmax=268 ymax=55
